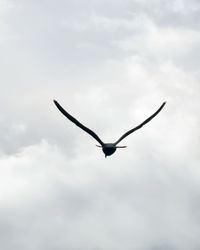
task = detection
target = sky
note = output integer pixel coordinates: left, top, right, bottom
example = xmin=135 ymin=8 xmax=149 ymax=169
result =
xmin=0 ymin=0 xmax=200 ymax=249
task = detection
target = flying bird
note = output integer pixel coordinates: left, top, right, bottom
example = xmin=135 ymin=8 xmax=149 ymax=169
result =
xmin=53 ymin=100 xmax=166 ymax=157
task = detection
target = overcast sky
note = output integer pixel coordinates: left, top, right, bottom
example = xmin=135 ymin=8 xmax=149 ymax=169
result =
xmin=0 ymin=0 xmax=200 ymax=249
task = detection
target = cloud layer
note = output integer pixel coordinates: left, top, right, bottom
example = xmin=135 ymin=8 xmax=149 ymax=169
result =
xmin=0 ymin=0 xmax=200 ymax=249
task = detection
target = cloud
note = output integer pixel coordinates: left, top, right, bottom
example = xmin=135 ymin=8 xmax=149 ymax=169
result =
xmin=0 ymin=0 xmax=200 ymax=249
xmin=0 ymin=139 xmax=200 ymax=250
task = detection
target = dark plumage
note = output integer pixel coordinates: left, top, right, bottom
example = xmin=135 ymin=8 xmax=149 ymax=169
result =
xmin=53 ymin=100 xmax=166 ymax=157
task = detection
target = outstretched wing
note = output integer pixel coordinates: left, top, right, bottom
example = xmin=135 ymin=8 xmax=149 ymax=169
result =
xmin=53 ymin=100 xmax=104 ymax=146
xmin=114 ymin=102 xmax=166 ymax=145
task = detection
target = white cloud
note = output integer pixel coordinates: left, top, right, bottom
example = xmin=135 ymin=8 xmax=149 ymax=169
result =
xmin=116 ymin=21 xmax=200 ymax=64
xmin=0 ymin=138 xmax=199 ymax=249
xmin=0 ymin=0 xmax=200 ymax=249
xmin=172 ymin=0 xmax=200 ymax=14
xmin=0 ymin=0 xmax=15 ymax=10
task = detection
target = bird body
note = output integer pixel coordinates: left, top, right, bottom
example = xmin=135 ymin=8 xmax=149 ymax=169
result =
xmin=98 ymin=143 xmax=117 ymax=157
xmin=53 ymin=100 xmax=166 ymax=157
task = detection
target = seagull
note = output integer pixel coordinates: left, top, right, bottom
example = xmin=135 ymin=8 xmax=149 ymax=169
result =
xmin=53 ymin=100 xmax=166 ymax=157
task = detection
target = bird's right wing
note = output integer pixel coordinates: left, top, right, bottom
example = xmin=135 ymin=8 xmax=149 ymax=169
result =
xmin=114 ymin=102 xmax=166 ymax=145
xmin=53 ymin=100 xmax=104 ymax=146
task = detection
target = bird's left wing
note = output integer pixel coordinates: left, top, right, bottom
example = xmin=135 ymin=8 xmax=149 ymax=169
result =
xmin=53 ymin=100 xmax=104 ymax=146
xmin=114 ymin=102 xmax=166 ymax=145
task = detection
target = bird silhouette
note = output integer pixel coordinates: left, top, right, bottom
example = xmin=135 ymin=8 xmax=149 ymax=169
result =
xmin=53 ymin=100 xmax=166 ymax=157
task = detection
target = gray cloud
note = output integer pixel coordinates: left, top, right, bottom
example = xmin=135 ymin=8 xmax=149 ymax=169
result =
xmin=0 ymin=141 xmax=200 ymax=249
xmin=0 ymin=0 xmax=200 ymax=249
